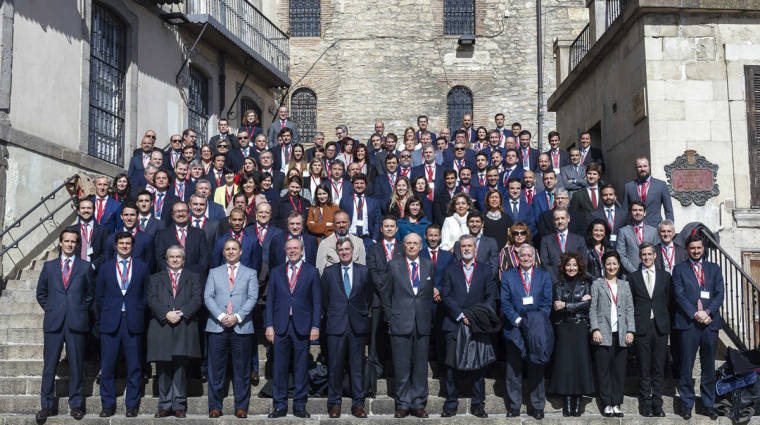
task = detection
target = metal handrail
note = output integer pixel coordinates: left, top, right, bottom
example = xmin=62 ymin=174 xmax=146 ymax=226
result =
xmin=569 ymin=24 xmax=590 ymax=72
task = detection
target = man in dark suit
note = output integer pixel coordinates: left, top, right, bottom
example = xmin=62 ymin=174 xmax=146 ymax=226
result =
xmin=654 ymin=220 xmax=687 ymax=274
xmin=590 ymin=184 xmax=628 ymax=248
xmin=169 ymin=159 xmax=195 ymax=203
xmin=501 ymin=244 xmax=552 ymax=419
xmin=340 ymin=174 xmax=381 ymax=247
xmin=152 ymin=170 xmax=178 ymax=222
xmin=210 ymin=208 xmax=262 ymax=272
xmin=500 ymin=149 xmax=524 ymax=186
xmin=372 ymin=154 xmax=400 ymax=201
xmin=93 ymin=176 xmax=122 ymax=233
xmin=481 ymin=129 xmax=506 ymax=162
xmin=673 ymin=235 xmax=724 ymax=420
xmin=192 ymin=180 xmax=226 ymax=221
xmin=578 ymin=131 xmax=605 ymax=171
xmin=164 ymin=136 xmax=185 ymax=172
xmin=569 ymin=162 xmax=603 ymax=219
xmin=257 ymin=151 xmax=285 ymax=195
xmin=539 ymin=208 xmax=585 ymax=281
xmin=305 ymin=131 xmax=325 ymax=161
xmin=104 ymin=202 xmax=155 ymax=271
xmin=503 ymin=178 xmax=537 ymax=236
xmin=622 ymin=156 xmax=674 ymax=228
xmin=127 ymin=135 xmax=160 ymax=184
xmin=532 ymin=170 xmax=558 ymax=223
xmin=452 ymin=212 xmax=500 ymax=271
xmin=517 ymin=130 xmax=539 ymax=171
xmin=537 ymin=188 xmax=587 ymax=241
xmin=271 ymin=127 xmax=296 ymax=174
xmin=440 ymin=234 xmax=497 ymax=418
xmin=208 ymin=118 xmax=236 ymax=150
xmin=267 ymin=105 xmax=299 ymax=148
xmin=420 ymin=223 xmax=455 ymax=375
xmin=265 ymin=238 xmax=321 ymax=418
xmin=273 ymin=176 xmax=311 ymax=229
xmin=205 ymin=154 xmax=227 ymax=191
xmin=154 ymin=202 xmax=209 ymax=275
xmin=412 ymin=145 xmax=445 ymax=197
xmin=68 ymin=198 xmax=108 ymax=269
xmin=433 ymin=170 xmax=458 ymax=225
xmin=382 ymin=233 xmax=435 ymax=418
xmin=188 ymin=193 xmax=221 ymax=245
xmin=268 ymin=211 xmax=317 ymax=268
xmin=35 ymin=229 xmax=94 ymax=423
xmin=444 ymin=141 xmax=476 ymax=176
xmin=322 ymin=238 xmax=372 ymax=418
xmin=96 ymin=232 xmax=150 ymax=418
xmin=134 ymin=190 xmax=167 ymax=238
xmin=146 ymin=246 xmax=202 ymax=418
xmin=629 ymin=243 xmax=671 ymax=417
xmin=546 ymin=131 xmax=570 ymax=173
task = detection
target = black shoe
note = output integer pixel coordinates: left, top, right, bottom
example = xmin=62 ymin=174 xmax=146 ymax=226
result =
xmin=471 ymin=405 xmax=488 ymax=418
xmin=201 ymin=374 xmax=208 ymax=383
xmin=293 ymin=409 xmax=310 ymax=418
xmin=531 ymin=409 xmax=544 ymax=420
xmin=441 ymin=408 xmax=457 ymax=417
xmin=654 ymin=406 xmax=666 ymax=417
xmin=99 ymin=408 xmax=115 ymax=418
xmin=506 ymin=409 xmax=520 ymax=417
xmin=682 ymin=409 xmax=692 ymax=420
xmin=251 ymin=370 xmax=260 ymax=386
xmin=268 ymin=408 xmax=286 ymax=418
xmin=563 ymin=396 xmax=572 ymax=417
xmin=70 ymin=408 xmax=85 ymax=420
xmin=126 ymin=407 xmax=139 ymax=418
xmin=35 ymin=408 xmax=53 ymax=425
xmin=704 ymin=407 xmax=718 ymax=420
xmin=573 ymin=396 xmax=582 ymax=417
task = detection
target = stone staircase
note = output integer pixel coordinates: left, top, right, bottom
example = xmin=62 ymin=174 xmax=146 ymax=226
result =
xmin=0 ymin=250 xmax=746 ymax=424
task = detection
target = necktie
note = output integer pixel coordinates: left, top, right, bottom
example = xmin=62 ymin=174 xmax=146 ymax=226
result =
xmin=606 ymin=208 xmax=614 ymax=229
xmin=411 ymin=262 xmax=420 ymax=290
xmin=289 ymin=264 xmax=297 ymax=292
xmin=280 ymin=120 xmax=286 ymax=129
xmin=177 ymin=182 xmax=184 ymax=199
xmin=62 ymin=259 xmax=71 ymax=289
xmin=171 ymin=272 xmax=179 ymax=297
xmin=523 ymin=270 xmax=531 ymax=291
xmin=548 ymin=192 xmax=555 ymax=209
xmin=695 ymin=262 xmax=704 ymax=311
xmin=356 ymin=196 xmax=364 ymax=236
xmin=343 ymin=266 xmax=351 ymax=297
xmin=155 ymin=193 xmax=165 ymax=218
xmin=227 ymin=265 xmax=236 ymax=314
xmin=178 ymin=227 xmax=186 ymax=247
xmin=80 ymin=223 xmax=89 ymax=260
xmin=590 ymin=187 xmax=597 ymax=208
xmin=96 ymin=199 xmax=105 ymax=222
xmin=385 ymin=242 xmax=393 ymax=261
xmin=139 ymin=217 xmax=148 ymax=231
xmin=511 ymin=201 xmax=518 ymax=215
xmin=559 ymin=232 xmax=566 ymax=253
xmin=526 ymin=189 xmax=534 ymax=204
xmin=645 ymin=269 xmax=654 ymax=297
xmin=119 ymin=260 xmax=129 ymax=291
xmin=194 ymin=218 xmax=201 ymax=228
xmin=635 ymin=225 xmax=643 ymax=243
xmin=431 ymin=250 xmax=437 ymax=265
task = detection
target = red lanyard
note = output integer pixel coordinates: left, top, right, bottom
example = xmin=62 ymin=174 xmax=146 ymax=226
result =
xmin=80 ymin=223 xmax=92 ymax=244
xmin=397 ymin=200 xmax=405 ymax=218
xmin=193 ymin=216 xmax=207 ymax=229
xmin=289 ymin=196 xmax=302 ymax=213
xmin=461 ymin=184 xmax=470 ymax=194
xmin=387 ymin=173 xmax=396 ymax=187
xmin=406 ymin=259 xmax=419 ymax=284
xmin=692 ymin=262 xmax=705 ymax=287
xmin=230 ymin=229 xmax=244 ymax=241
xmin=255 ymin=224 xmax=267 ymax=245
xmin=607 ymin=281 xmax=618 ymax=305
xmin=311 ymin=176 xmax=321 ymax=189
xmin=353 ymin=194 xmax=364 ymax=216
xmin=225 ymin=186 xmax=234 ymax=206
xmin=383 ymin=240 xmax=395 ymax=261
xmin=61 ymin=258 xmax=72 ymax=287
xmin=596 ymin=247 xmax=604 ymax=262
xmin=426 ymin=165 xmax=435 ymax=182
xmin=175 ymin=226 xmax=187 ymax=247
xmin=117 ymin=258 xmax=132 ymax=290
xmin=288 ymin=263 xmax=302 ymax=290
xmin=174 ymin=180 xmax=184 ymax=198
xmin=331 ymin=179 xmax=343 ymax=198
xmin=662 ymin=246 xmax=674 ymax=270
xmin=519 ymin=266 xmax=534 ymax=295
xmin=551 ymin=150 xmax=559 ymax=168
xmin=169 ymin=271 xmax=179 ymax=296
xmin=283 ymin=145 xmax=292 ymax=162
xmin=638 ymin=178 xmax=650 ymax=202
xmin=462 ymin=261 xmax=477 ymax=288
xmin=244 ymin=125 xmax=256 ymax=136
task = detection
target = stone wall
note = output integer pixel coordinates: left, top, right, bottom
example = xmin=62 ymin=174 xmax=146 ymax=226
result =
xmin=280 ymin=0 xmax=588 ymax=143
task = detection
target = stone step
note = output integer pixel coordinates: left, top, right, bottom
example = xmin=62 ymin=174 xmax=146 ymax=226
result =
xmin=0 ymin=289 xmax=38 ymax=303
xmin=19 ymin=269 xmax=43 ymax=281
xmin=0 ymin=314 xmax=44 ymax=329
xmin=0 ymin=328 xmax=44 ymax=344
xmin=2 ymin=280 xmax=34 ymax=291
xmin=0 ymin=344 xmax=44 ymax=359
xmin=0 ymin=304 xmax=43 ymax=317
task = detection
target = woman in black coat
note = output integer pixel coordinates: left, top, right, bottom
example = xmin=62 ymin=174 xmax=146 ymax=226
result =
xmin=584 ymin=218 xmax=612 ymax=280
xmin=550 ymin=252 xmax=595 ymax=416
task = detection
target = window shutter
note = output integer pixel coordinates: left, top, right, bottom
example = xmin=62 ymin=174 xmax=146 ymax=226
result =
xmin=746 ymin=66 xmax=760 ymax=207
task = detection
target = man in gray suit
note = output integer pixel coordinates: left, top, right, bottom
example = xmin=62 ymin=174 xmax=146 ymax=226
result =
xmin=204 ymin=238 xmax=259 ymax=418
xmin=617 ymin=201 xmax=659 ymax=275
xmin=559 ymin=147 xmax=587 ymax=198
xmin=383 ymin=233 xmax=435 ymax=419
xmin=452 ymin=211 xmax=499 ymax=271
xmin=622 ymin=156 xmax=674 ymax=228
xmin=267 ymin=105 xmax=299 ymax=148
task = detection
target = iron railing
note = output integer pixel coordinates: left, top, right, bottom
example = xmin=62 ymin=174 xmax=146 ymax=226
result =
xmin=606 ymin=0 xmax=630 ymax=28
xmin=185 ymin=0 xmax=290 ymax=78
xmin=444 ymin=0 xmax=475 ymax=35
xmin=569 ymin=24 xmax=591 ymax=72
xmin=699 ymin=228 xmax=760 ymax=351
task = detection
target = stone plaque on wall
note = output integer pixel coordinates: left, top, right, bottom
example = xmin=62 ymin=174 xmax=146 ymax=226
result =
xmin=664 ymin=150 xmax=719 ymax=207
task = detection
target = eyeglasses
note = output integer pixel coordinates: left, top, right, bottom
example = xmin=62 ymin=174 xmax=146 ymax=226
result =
xmin=513 ymin=231 xmax=527 ymax=236
xmin=147 ymin=135 xmax=157 ymax=139
xmin=173 ymin=210 xmax=189 ymax=214
xmin=400 ymin=155 xmax=411 ymax=158
xmin=218 ymin=145 xmax=229 ymax=148
xmin=170 ymin=139 xmax=181 ymax=143
xmin=454 ymin=148 xmax=465 ymax=151
xmin=238 ymin=137 xmax=248 ymax=140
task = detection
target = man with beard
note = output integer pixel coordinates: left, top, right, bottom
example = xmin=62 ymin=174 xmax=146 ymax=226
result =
xmin=316 ymin=210 xmax=366 ymax=274
xmin=622 ymin=156 xmax=674 ymax=228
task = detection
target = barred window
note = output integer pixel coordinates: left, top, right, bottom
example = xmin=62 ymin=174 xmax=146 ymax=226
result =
xmin=444 ymin=0 xmax=475 ymax=35
xmin=188 ymin=67 xmax=209 ymax=144
xmin=745 ymin=65 xmax=760 ymax=207
xmin=88 ymin=3 xmax=126 ymax=165
xmin=290 ymin=88 xmax=317 ymax=143
xmin=240 ymin=96 xmax=262 ymax=128
xmin=447 ymin=86 xmax=473 ymax=135
xmin=289 ymin=0 xmax=320 ymax=37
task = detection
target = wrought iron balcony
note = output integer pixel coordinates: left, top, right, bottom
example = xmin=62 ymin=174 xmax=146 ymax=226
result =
xmin=569 ymin=24 xmax=590 ymax=72
xmin=606 ymin=0 xmax=630 ymax=28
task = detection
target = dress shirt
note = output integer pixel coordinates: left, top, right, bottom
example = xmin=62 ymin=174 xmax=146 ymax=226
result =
xmin=406 ymin=257 xmax=420 ymax=295
xmin=349 ymin=194 xmax=370 ymax=237
xmin=643 ymin=266 xmax=656 ymax=319
xmin=341 ymin=263 xmax=353 ymax=291
xmin=217 ymin=262 xmax=243 ymax=323
xmin=116 ymin=256 xmax=133 ymax=311
xmin=609 ymin=282 xmax=618 ymax=332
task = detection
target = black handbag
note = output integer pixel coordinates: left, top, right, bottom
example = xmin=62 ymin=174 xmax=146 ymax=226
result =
xmin=446 ymin=322 xmax=496 ymax=371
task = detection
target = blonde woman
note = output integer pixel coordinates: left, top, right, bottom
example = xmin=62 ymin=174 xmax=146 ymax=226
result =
xmin=385 ymin=176 xmax=413 ymax=218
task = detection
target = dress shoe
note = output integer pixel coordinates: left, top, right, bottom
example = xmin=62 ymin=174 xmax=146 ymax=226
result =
xmin=506 ymin=409 xmax=520 ymax=417
xmin=682 ymin=409 xmax=692 ymax=420
xmin=653 ymin=406 xmax=666 ymax=417
xmin=602 ymin=406 xmax=613 ymax=417
xmin=235 ymin=409 xmax=248 ymax=418
xmin=329 ymin=405 xmax=341 ymax=418
xmin=154 ymin=409 xmax=171 ymax=418
xmin=352 ymin=405 xmax=367 ymax=418
xmin=36 ymin=408 xmax=55 ymax=424
xmin=563 ymin=396 xmax=572 ymax=416
xmin=531 ymin=409 xmax=544 ymax=420
xmin=366 ymin=391 xmax=376 ymax=398
xmin=413 ymin=408 xmax=428 ymax=418
xmin=99 ymin=408 xmax=115 ymax=418
xmin=441 ymin=408 xmax=457 ymax=417
xmin=293 ymin=408 xmax=310 ymax=418
xmin=471 ymin=405 xmax=488 ymax=418
xmin=704 ymin=407 xmax=718 ymax=420
xmin=394 ymin=408 xmax=409 ymax=418
xmin=126 ymin=407 xmax=139 ymax=418
xmin=267 ymin=408 xmax=286 ymax=418
xmin=208 ymin=409 xmax=221 ymax=418
xmin=573 ymin=396 xmax=583 ymax=417
xmin=251 ymin=370 xmax=260 ymax=386
xmin=174 ymin=410 xmax=186 ymax=418
xmin=612 ymin=405 xmax=623 ymax=417
xmin=70 ymin=408 xmax=84 ymax=420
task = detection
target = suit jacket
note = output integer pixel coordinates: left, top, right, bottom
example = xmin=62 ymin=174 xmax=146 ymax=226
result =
xmin=545 ymin=148 xmax=570 ymax=170
xmin=503 ymin=198 xmax=537 ymax=236
xmin=192 ymin=217 xmax=221 ymax=246
xmin=67 ymin=222 xmax=109 ymax=268
xmin=339 ymin=194 xmax=382 ymax=242
xmin=622 ymin=177 xmax=674 ymax=227
xmin=654 ymin=242 xmax=688 ymax=273
xmin=204 ymin=263 xmax=259 ymax=334
xmin=211 ymin=232 xmax=262 ymax=272
xmin=206 ymin=202 xmax=226 ymax=221
xmin=629 ymin=268 xmax=671 ymax=336
xmin=367 ymin=239 xmax=404 ymax=308
xmin=589 ymin=278 xmax=635 ymax=346
xmin=617 ymin=224 xmax=659 ymax=274
xmin=383 ymin=257 xmax=435 ymax=335
xmin=154 ymin=225 xmax=209 ymax=275
xmin=517 ymin=147 xmax=540 ymax=171
xmin=321 ymin=262 xmax=372 ymax=335
xmin=452 ymin=235 xmax=500 ymax=272
xmin=672 ymin=260 xmax=724 ymax=331
xmin=96 ymin=258 xmax=149 ymax=334
xmin=432 ymin=189 xmax=456 ymax=225
xmin=440 ymin=260 xmax=497 ymax=332
xmin=411 ymin=163 xmax=445 ymax=190
xmin=372 ymin=172 xmax=399 ymax=201
xmin=104 ymin=229 xmax=154 ymax=271
xmin=532 ymin=190 xmax=555 ymax=223
xmin=537 ymin=208 xmax=587 ymax=240
xmin=209 ymin=132 xmax=236 ymax=150
xmin=267 ymin=119 xmax=299 ymax=148
xmin=268 ymin=233 xmax=317 ymax=268
xmin=237 ymin=126 xmax=263 ymax=148
xmin=539 ymin=231 xmax=586 ymax=280
xmin=92 ymin=196 xmax=122 ymax=233
xmin=500 ymin=267 xmax=552 ymax=334
xmin=590 ymin=206 xmax=629 ymax=238
xmin=169 ymin=179 xmax=196 ymax=203
xmin=559 ymin=164 xmax=587 ymax=192
xmin=36 ymin=257 xmax=94 ymax=333
xmin=273 ymin=194 xmax=311 ymax=229
xmin=152 ymin=191 xmax=179 ymax=223
xmin=265 ymin=262 xmax=321 ymax=336
xmin=569 ymin=186 xmax=601 ymax=218
xmin=127 ymin=153 xmax=151 ymax=183
xmin=419 ymin=247 xmax=455 ymax=290
xmin=138 ymin=214 xmax=166 ymax=238
xmin=500 ymin=166 xmax=524 ymax=186
xmin=248 ymin=223 xmax=283 ymax=271
xmin=580 ymin=146 xmax=605 ymax=169
xmin=146 ymin=270 xmax=203 ymax=361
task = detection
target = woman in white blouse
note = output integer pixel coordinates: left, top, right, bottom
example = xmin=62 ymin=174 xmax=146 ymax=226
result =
xmin=440 ymin=193 xmax=473 ymax=251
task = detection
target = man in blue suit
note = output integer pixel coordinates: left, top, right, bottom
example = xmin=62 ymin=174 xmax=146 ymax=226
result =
xmin=322 ymin=238 xmax=372 ymax=418
xmin=420 ymin=224 xmax=455 ymax=375
xmin=154 ymin=202 xmax=209 ymax=276
xmin=135 ymin=191 xmax=167 ymax=238
xmin=372 ymin=154 xmax=400 ymax=201
xmin=503 ymin=178 xmax=537 ymax=236
xmin=440 ymin=235 xmax=497 ymax=418
xmin=411 ymin=145 xmax=444 ymax=195
xmin=104 ymin=203 xmax=154 ymax=271
xmin=444 ymin=141 xmax=476 ymax=176
xmin=481 ymin=129 xmax=506 ymax=161
xmin=96 ymin=232 xmax=149 ymax=418
xmin=268 ymin=212 xmax=317 ymax=268
xmin=265 ymin=238 xmax=321 ymax=418
xmin=193 ymin=180 xmax=226 ymax=221
xmin=500 ymin=149 xmax=525 ymax=186
xmin=340 ymin=174 xmax=381 ymax=247
xmin=532 ymin=170 xmax=559 ymax=223
xmin=68 ymin=198 xmax=109 ymax=268
xmin=169 ymin=159 xmax=195 ymax=202
xmin=517 ymin=130 xmax=540 ymax=171
xmin=673 ymin=235 xmax=724 ymax=420
xmin=211 ymin=208 xmax=262 ymax=272
xmin=501 ymin=245 xmax=552 ymax=419
xmin=127 ymin=135 xmax=160 ymax=183
xmin=204 ymin=238 xmax=259 ymax=418
xmin=35 ymin=229 xmax=94 ymax=423
xmin=93 ymin=176 xmax=122 ymax=233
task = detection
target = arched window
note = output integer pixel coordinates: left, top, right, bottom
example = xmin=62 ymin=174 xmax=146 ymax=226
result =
xmin=88 ymin=3 xmax=127 ymax=165
xmin=444 ymin=0 xmax=475 ymax=35
xmin=188 ymin=66 xmax=209 ymax=143
xmin=289 ymin=0 xmax=320 ymax=37
xmin=447 ymin=86 xmax=473 ymax=135
xmin=290 ymin=88 xmax=317 ymax=143
xmin=240 ymin=97 xmax=262 ymax=128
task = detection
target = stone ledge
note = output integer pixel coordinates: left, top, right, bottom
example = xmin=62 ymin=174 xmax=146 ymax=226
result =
xmin=733 ymin=208 xmax=760 ymax=228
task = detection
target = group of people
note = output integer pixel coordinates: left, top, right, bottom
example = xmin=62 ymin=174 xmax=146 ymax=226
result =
xmin=34 ymin=108 xmax=723 ymax=423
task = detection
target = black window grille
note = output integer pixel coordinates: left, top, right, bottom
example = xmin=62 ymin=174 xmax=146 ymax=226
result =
xmin=240 ymin=97 xmax=262 ymax=128
xmin=188 ymin=67 xmax=209 ymax=144
xmin=88 ymin=3 xmax=127 ymax=165
xmin=447 ymin=86 xmax=473 ymax=135
xmin=289 ymin=0 xmax=320 ymax=37
xmin=444 ymin=0 xmax=475 ymax=35
xmin=290 ymin=88 xmax=317 ymax=143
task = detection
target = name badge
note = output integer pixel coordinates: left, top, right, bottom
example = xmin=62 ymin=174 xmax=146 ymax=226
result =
xmin=523 ymin=296 xmax=534 ymax=305
xmin=355 ymin=220 xmax=364 ymax=226
xmin=121 ymin=289 xmax=127 ymax=296
xmin=700 ymin=291 xmax=710 ymax=299
xmin=610 ymin=234 xmax=617 ymax=242
xmin=87 ymin=246 xmax=94 ymax=256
